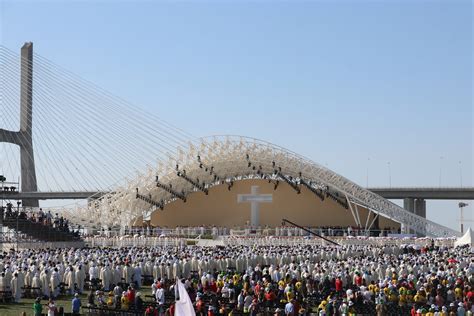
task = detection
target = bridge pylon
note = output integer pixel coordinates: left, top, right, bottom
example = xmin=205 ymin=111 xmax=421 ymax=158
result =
xmin=0 ymin=42 xmax=38 ymax=207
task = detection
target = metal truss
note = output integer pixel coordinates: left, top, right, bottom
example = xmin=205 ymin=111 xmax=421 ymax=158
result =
xmin=70 ymin=136 xmax=460 ymax=237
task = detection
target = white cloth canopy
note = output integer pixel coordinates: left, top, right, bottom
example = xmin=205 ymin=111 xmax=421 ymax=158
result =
xmin=454 ymin=228 xmax=473 ymax=247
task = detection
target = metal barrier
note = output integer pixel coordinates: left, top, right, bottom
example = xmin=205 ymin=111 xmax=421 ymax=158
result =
xmin=84 ymin=236 xmax=187 ymax=248
xmin=222 ymin=235 xmax=456 ymax=248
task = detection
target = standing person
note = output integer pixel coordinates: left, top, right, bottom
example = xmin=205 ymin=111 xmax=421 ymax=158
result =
xmin=64 ymin=266 xmax=75 ymax=295
xmin=47 ymin=298 xmax=57 ymax=316
xmin=72 ymin=293 xmax=81 ymax=315
xmin=40 ymin=270 xmax=50 ymax=298
xmin=87 ymin=290 xmax=96 ymax=307
xmin=50 ymin=268 xmax=61 ymax=299
xmin=31 ymin=272 xmax=42 ymax=297
xmin=285 ymin=299 xmax=295 ymax=316
xmin=89 ymin=263 xmax=99 ymax=289
xmin=75 ymin=265 xmax=85 ymax=294
xmin=10 ymin=272 xmax=21 ymax=303
xmin=100 ymin=264 xmax=112 ymax=291
xmin=135 ymin=291 xmax=144 ymax=312
xmin=33 ymin=297 xmax=42 ymax=316
xmin=133 ymin=264 xmax=142 ymax=289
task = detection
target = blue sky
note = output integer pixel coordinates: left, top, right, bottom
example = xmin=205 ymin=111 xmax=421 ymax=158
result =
xmin=1 ymin=0 xmax=472 ymax=231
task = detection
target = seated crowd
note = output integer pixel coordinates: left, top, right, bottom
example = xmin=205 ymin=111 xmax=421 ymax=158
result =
xmin=0 ymin=205 xmax=76 ymax=235
xmin=0 ymin=243 xmax=471 ymax=315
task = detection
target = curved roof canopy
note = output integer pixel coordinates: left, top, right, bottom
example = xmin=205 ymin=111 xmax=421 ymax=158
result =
xmin=69 ymin=136 xmax=459 ymax=238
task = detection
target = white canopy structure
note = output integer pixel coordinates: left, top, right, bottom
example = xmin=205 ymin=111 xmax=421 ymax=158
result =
xmin=454 ymin=228 xmax=473 ymax=247
xmin=67 ymin=136 xmax=460 ymax=238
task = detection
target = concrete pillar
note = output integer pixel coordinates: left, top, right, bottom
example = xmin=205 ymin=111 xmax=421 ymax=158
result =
xmin=402 ymin=198 xmax=415 ymax=233
xmin=414 ymin=198 xmax=426 ymax=236
xmin=414 ymin=198 xmax=426 ymax=218
xmin=403 ymin=198 xmax=415 ymax=213
xmin=19 ymin=42 xmax=38 ymax=207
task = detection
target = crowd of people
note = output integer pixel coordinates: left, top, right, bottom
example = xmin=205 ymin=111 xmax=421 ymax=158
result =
xmin=0 ymin=206 xmax=77 ymax=237
xmin=0 ymin=242 xmax=471 ymax=315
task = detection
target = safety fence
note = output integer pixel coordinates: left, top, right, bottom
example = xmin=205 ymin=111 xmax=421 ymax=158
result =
xmin=222 ymin=235 xmax=456 ymax=248
xmin=84 ymin=236 xmax=187 ymax=248
xmin=84 ymin=235 xmax=456 ymax=248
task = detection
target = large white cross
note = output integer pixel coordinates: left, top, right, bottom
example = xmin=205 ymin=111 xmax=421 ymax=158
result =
xmin=237 ymin=185 xmax=273 ymax=227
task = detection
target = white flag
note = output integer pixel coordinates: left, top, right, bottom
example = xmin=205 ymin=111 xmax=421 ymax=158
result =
xmin=174 ymin=279 xmax=196 ymax=316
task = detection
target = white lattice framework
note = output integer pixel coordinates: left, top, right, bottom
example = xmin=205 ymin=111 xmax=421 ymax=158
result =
xmin=65 ymin=136 xmax=460 ymax=238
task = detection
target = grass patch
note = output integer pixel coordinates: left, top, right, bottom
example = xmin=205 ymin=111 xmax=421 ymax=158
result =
xmin=0 ymin=293 xmax=86 ymax=316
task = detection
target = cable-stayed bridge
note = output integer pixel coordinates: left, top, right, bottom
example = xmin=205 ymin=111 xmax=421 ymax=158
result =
xmin=0 ymin=43 xmax=468 ymax=237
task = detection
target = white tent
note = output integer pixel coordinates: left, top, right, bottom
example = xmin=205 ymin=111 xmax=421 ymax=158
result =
xmin=454 ymin=228 xmax=474 ymax=247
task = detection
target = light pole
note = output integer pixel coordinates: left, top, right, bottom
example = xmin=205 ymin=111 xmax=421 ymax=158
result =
xmin=459 ymin=202 xmax=468 ymax=234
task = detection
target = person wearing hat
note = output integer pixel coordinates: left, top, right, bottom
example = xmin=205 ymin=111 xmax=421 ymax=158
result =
xmin=457 ymin=302 xmax=466 ymax=315
xmin=71 ymin=293 xmax=81 ymax=316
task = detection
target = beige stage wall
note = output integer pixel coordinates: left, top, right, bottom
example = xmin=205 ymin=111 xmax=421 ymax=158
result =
xmin=148 ymin=179 xmax=400 ymax=229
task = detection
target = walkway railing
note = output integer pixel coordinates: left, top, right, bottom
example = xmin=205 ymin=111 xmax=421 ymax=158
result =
xmin=84 ymin=236 xmax=187 ymax=248
xmin=222 ymin=235 xmax=456 ymax=247
xmin=98 ymin=226 xmax=399 ymax=238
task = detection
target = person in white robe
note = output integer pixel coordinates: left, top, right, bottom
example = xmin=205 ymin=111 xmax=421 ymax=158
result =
xmin=182 ymin=259 xmax=190 ymax=279
xmin=24 ymin=268 xmax=32 ymax=288
xmin=153 ymin=262 xmax=161 ymax=281
xmin=89 ymin=263 xmax=99 ymax=282
xmin=4 ymin=267 xmax=12 ymax=290
xmin=40 ymin=270 xmax=50 ymax=298
xmin=50 ymin=268 xmax=61 ymax=298
xmin=10 ymin=273 xmax=21 ymax=302
xmin=113 ymin=265 xmax=122 ymax=286
xmin=132 ymin=264 xmax=142 ymax=289
xmin=31 ymin=272 xmax=42 ymax=296
xmin=74 ymin=265 xmax=85 ymax=294
xmin=99 ymin=265 xmax=112 ymax=291
xmin=165 ymin=263 xmax=173 ymax=280
xmin=122 ymin=264 xmax=133 ymax=284
xmin=64 ymin=266 xmax=75 ymax=294
xmin=15 ymin=269 xmax=25 ymax=296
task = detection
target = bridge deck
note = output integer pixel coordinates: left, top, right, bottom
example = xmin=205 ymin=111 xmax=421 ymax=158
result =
xmin=1 ymin=187 xmax=473 ymax=201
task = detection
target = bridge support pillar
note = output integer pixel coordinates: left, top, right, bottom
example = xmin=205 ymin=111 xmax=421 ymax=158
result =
xmin=415 ymin=198 xmax=426 ymax=236
xmin=402 ymin=198 xmax=415 ymax=234
xmin=414 ymin=198 xmax=426 ymax=218
xmin=0 ymin=43 xmax=38 ymax=208
xmin=402 ymin=198 xmax=426 ymax=236
xmin=19 ymin=43 xmax=39 ymax=208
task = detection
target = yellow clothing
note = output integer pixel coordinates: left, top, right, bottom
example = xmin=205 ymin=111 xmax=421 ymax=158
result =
xmin=121 ymin=296 xmax=129 ymax=310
